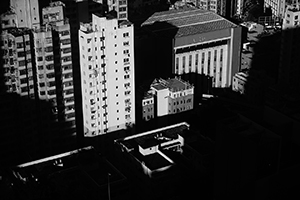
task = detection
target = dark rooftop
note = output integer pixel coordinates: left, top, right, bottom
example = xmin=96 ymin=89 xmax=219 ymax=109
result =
xmin=10 ymin=147 xmax=126 ymax=199
xmin=143 ymin=153 xmax=173 ymax=171
xmin=142 ymin=8 xmax=237 ymax=38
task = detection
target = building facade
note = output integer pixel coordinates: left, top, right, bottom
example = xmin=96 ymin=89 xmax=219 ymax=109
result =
xmin=279 ymin=4 xmax=300 ymax=90
xmin=264 ymin=0 xmax=286 ymax=18
xmin=34 ymin=1 xmax=76 ymax=127
xmin=1 ymin=28 xmax=35 ymax=98
xmin=79 ymin=13 xmax=135 ymax=136
xmin=142 ymin=93 xmax=155 ymax=121
xmin=142 ymin=8 xmax=242 ymax=88
xmin=9 ymin=0 xmax=40 ymax=29
xmin=282 ymin=4 xmax=300 ymax=29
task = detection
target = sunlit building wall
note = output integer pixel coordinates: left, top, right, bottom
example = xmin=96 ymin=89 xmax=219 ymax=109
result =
xmin=79 ymin=13 xmax=135 ymax=136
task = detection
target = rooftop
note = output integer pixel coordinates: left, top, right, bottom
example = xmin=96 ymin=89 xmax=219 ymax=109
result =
xmin=10 ymin=146 xmax=126 ymax=198
xmin=151 ymin=77 xmax=193 ymax=92
xmin=142 ymin=152 xmax=173 ymax=171
xmin=115 ymin=123 xmax=189 ymax=176
xmin=120 ymin=122 xmax=188 ymax=150
xmin=142 ymin=7 xmax=237 ymax=38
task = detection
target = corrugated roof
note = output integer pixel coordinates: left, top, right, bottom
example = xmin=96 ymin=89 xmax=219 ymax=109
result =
xmin=142 ymin=8 xmax=237 ymax=38
xmin=151 ymin=77 xmax=193 ymax=91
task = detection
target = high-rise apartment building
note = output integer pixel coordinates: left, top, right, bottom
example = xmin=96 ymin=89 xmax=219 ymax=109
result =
xmin=1 ymin=28 xmax=35 ymax=98
xmin=34 ymin=1 xmax=76 ymax=127
xmin=9 ymin=0 xmax=40 ymax=29
xmin=0 ymin=1 xmax=76 ymax=164
xmin=79 ymin=13 xmax=135 ymax=136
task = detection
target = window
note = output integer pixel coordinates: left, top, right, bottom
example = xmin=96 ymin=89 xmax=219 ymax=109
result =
xmin=46 ymin=64 xmax=54 ymax=70
xmin=195 ymin=53 xmax=198 ymax=66
xmin=46 ymin=72 xmax=55 ymax=79
xmin=124 ymin=49 xmax=129 ymax=54
xmin=123 ymin=32 xmax=129 ymax=37
xmin=62 ymin=47 xmax=71 ymax=53
xmin=20 ymin=78 xmax=27 ymax=84
xmin=124 ymin=58 xmax=129 ymax=64
xmin=20 ymin=69 xmax=27 ymax=75
xmin=182 ymin=56 xmax=185 ymax=70
xmin=38 ymin=65 xmax=43 ymax=70
xmin=45 ymin=55 xmax=53 ymax=61
xmin=124 ymin=74 xmax=130 ymax=79
xmin=18 ymin=51 xmax=25 ymax=57
xmin=125 ymin=90 xmax=131 ymax=95
xmin=220 ymin=49 xmax=223 ymax=62
xmin=286 ymin=20 xmax=290 ymax=24
xmin=124 ymin=66 xmax=130 ymax=71
xmin=40 ymin=91 xmax=46 ymax=95
xmin=189 ymin=54 xmax=192 ymax=69
xmin=124 ymin=82 xmax=130 ymax=88
xmin=208 ymin=52 xmax=211 ymax=74
xmin=48 ymin=90 xmax=56 ymax=95
xmin=38 ymin=56 xmax=43 ymax=61
xmin=61 ymin=39 xmax=71 ymax=45
xmin=45 ymin=46 xmax=53 ymax=52
xmin=62 ymin=56 xmax=72 ymax=62
xmin=119 ymin=7 xmax=127 ymax=12
xmin=17 ymin=42 xmax=23 ymax=48
xmin=61 ymin=30 xmax=70 ymax=36
xmin=46 ymin=38 xmax=52 ymax=44
xmin=214 ymin=50 xmax=217 ymax=61
xmin=296 ymin=15 xmax=299 ymax=20
xmin=119 ymin=0 xmax=126 ymax=5
xmin=176 ymin=57 xmax=179 ymax=70
xmin=65 ymin=89 xmax=74 ymax=95
xmin=123 ymin=41 xmax=129 ymax=46
xmin=119 ymin=13 xmax=127 ymax=19
xmin=64 ymin=64 xmax=72 ymax=70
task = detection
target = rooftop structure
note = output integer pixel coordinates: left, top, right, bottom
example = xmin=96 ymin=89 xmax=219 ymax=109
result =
xmin=115 ymin=122 xmax=189 ymax=177
xmin=150 ymin=77 xmax=193 ymax=92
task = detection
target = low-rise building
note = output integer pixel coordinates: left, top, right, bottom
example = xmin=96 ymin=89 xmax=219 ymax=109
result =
xmin=142 ymin=77 xmax=194 ymax=119
xmin=115 ymin=122 xmax=188 ymax=178
xmin=8 ymin=146 xmax=129 ymax=200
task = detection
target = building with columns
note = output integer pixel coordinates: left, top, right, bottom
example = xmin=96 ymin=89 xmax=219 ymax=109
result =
xmin=142 ymin=8 xmax=242 ymax=88
xmin=79 ymin=13 xmax=135 ymax=136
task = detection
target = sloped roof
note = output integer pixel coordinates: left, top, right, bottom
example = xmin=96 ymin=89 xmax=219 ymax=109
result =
xmin=142 ymin=8 xmax=237 ymax=38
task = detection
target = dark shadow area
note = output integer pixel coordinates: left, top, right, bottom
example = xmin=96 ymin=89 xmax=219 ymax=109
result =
xmin=212 ymin=23 xmax=300 ymax=199
xmin=0 ymin=31 xmax=76 ymax=169
xmin=135 ymin=21 xmax=179 ymax=87
xmin=128 ymin=1 xmax=170 ymax=27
